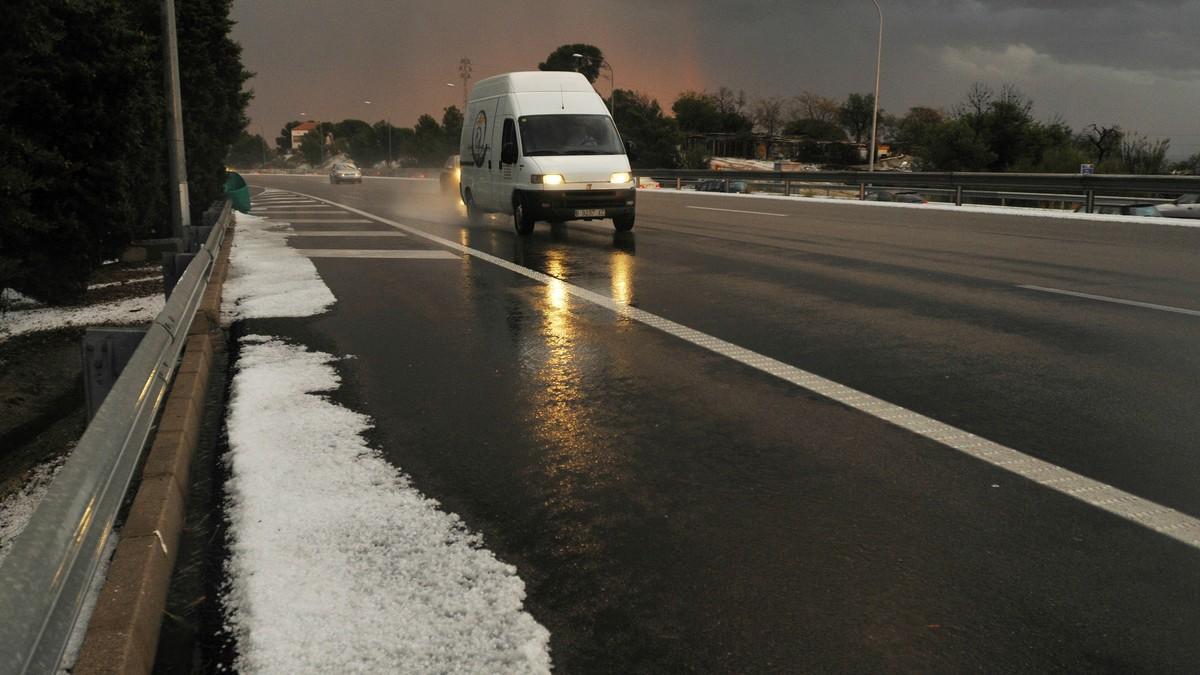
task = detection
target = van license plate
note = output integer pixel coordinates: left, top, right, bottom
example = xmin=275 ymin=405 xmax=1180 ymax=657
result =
xmin=575 ymin=209 xmax=605 ymax=218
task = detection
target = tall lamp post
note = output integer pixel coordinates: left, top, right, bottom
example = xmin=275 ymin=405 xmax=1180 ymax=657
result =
xmin=572 ymin=53 xmax=614 ymax=116
xmin=457 ymin=58 xmax=472 ymax=107
xmin=868 ymin=0 xmax=883 ymax=172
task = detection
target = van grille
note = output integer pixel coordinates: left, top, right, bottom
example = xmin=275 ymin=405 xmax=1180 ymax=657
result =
xmin=563 ymin=190 xmax=620 ymax=207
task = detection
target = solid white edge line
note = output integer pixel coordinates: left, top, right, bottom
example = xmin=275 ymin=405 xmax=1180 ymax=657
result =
xmin=277 ymin=188 xmax=1200 ymax=550
xmin=687 ymin=205 xmax=787 ymax=217
xmin=1018 ymin=285 xmax=1200 ymax=317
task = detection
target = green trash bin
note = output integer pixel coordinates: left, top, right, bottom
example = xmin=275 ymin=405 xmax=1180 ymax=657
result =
xmin=223 ymin=171 xmax=251 ymax=213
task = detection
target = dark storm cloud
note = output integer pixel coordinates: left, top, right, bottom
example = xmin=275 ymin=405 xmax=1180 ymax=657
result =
xmin=231 ymin=0 xmax=1200 ymax=156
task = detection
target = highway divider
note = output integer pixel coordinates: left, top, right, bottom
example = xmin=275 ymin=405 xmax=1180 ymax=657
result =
xmin=635 ymin=170 xmax=1200 ymax=211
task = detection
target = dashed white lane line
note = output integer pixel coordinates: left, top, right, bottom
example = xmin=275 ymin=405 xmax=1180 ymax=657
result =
xmin=251 ymin=210 xmax=339 ymax=215
xmin=252 ymin=199 xmax=324 ymax=205
xmin=282 ymin=189 xmax=1200 ymax=550
xmin=282 ymin=218 xmax=373 ymax=223
xmin=687 ymin=205 xmax=787 ymax=217
xmin=284 ymin=231 xmax=407 ymax=237
xmin=300 ymin=249 xmax=458 ymax=259
xmin=1018 ymin=285 xmax=1200 ymax=317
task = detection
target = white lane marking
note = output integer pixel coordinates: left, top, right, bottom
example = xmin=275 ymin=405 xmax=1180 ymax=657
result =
xmin=284 ymin=189 xmax=1200 ymax=550
xmin=253 ymin=202 xmax=319 ymax=206
xmin=252 ymin=211 xmax=343 ymax=215
xmin=300 ymin=249 xmax=458 ymax=259
xmin=687 ymin=205 xmax=787 ymax=217
xmin=282 ymin=219 xmax=373 ymax=223
xmin=284 ymin=231 xmax=407 ymax=237
xmin=253 ymin=206 xmax=333 ymax=210
xmin=1018 ymin=285 xmax=1200 ymax=317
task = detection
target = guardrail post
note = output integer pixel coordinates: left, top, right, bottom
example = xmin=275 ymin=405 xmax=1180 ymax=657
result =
xmin=784 ymin=179 xmax=791 ymax=196
xmin=858 ymin=184 xmax=866 ymax=200
xmin=955 ymin=185 xmax=963 ymax=206
xmin=1085 ymin=189 xmax=1095 ymax=213
xmin=185 ymin=225 xmax=213 ymax=252
xmin=163 ymin=252 xmax=197 ymax=297
xmin=676 ymin=177 xmax=681 ymax=190
xmin=722 ymin=178 xmax=729 ymax=193
xmin=82 ymin=328 xmax=148 ymax=420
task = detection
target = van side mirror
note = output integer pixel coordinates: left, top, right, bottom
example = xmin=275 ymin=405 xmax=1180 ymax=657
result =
xmin=501 ymin=141 xmax=517 ymax=165
xmin=625 ymin=139 xmax=639 ymax=161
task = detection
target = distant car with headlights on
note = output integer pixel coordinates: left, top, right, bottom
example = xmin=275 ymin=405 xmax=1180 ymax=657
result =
xmin=636 ymin=177 xmax=660 ymax=189
xmin=1155 ymin=193 xmax=1200 ymax=219
xmin=329 ymin=162 xmax=362 ymax=184
xmin=440 ymin=155 xmax=461 ymax=196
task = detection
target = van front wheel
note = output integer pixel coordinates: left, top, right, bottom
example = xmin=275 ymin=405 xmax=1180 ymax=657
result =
xmin=513 ymin=199 xmax=535 ymax=235
xmin=613 ymin=213 xmax=635 ymax=232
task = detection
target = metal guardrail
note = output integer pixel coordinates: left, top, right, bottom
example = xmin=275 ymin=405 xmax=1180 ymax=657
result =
xmin=635 ymin=170 xmax=1200 ymax=211
xmin=0 ymin=200 xmax=233 ymax=674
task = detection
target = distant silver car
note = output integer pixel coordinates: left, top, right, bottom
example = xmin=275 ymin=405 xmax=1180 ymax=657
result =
xmin=1155 ymin=193 xmax=1200 ymax=219
xmin=329 ymin=162 xmax=362 ymax=184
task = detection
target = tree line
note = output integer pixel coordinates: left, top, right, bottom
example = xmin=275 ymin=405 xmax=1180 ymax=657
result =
xmin=228 ymin=107 xmax=464 ymax=169
xmin=231 ymin=42 xmax=1199 ymax=177
xmin=1 ymin=0 xmax=250 ymax=305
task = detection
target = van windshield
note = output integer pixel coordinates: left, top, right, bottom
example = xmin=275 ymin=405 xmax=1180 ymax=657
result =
xmin=518 ymin=115 xmax=625 ymax=156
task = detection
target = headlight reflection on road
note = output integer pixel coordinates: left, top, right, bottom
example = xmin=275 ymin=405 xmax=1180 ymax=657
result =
xmin=610 ymin=252 xmax=634 ymax=308
xmin=528 ymin=251 xmax=628 ymax=504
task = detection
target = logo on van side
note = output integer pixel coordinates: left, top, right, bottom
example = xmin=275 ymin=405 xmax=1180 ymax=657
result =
xmin=470 ymin=111 xmax=488 ymax=168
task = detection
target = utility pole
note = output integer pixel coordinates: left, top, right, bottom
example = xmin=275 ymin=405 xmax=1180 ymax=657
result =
xmin=161 ymin=0 xmax=190 ymax=246
xmin=458 ymin=57 xmax=472 ymax=107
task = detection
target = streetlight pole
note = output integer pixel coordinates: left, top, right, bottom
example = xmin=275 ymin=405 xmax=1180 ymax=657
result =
xmin=869 ymin=0 xmax=883 ymax=172
xmin=161 ymin=0 xmax=190 ymax=246
xmin=573 ymin=53 xmax=614 ymax=116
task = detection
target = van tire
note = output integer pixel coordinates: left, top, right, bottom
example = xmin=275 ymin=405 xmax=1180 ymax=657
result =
xmin=513 ymin=196 xmax=535 ymax=235
xmin=466 ymin=191 xmax=484 ymax=226
xmin=613 ymin=213 xmax=635 ymax=232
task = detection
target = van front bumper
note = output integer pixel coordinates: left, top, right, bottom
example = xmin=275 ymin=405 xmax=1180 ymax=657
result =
xmin=521 ymin=188 xmax=636 ymax=221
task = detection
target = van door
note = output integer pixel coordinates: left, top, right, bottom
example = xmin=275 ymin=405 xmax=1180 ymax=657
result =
xmin=498 ymin=117 xmax=519 ymax=214
xmin=465 ymin=97 xmax=501 ymax=210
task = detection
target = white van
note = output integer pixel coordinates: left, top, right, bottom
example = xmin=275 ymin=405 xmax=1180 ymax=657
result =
xmin=459 ymin=71 xmax=635 ymax=234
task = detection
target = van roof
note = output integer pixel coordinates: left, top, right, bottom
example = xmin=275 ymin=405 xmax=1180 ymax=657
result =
xmin=469 ymin=71 xmax=594 ymax=100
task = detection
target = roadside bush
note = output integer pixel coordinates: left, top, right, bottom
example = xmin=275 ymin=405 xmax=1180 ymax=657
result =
xmin=0 ymin=0 xmax=249 ymax=305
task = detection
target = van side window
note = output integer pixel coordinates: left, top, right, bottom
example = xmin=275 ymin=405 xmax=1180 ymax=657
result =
xmin=501 ymin=119 xmax=517 ymax=164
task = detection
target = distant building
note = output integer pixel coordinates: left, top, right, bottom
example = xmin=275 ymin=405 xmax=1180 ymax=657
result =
xmin=291 ymin=121 xmax=318 ymax=149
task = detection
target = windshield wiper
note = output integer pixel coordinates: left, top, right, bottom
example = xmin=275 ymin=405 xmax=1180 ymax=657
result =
xmin=525 ymin=150 xmax=561 ymax=156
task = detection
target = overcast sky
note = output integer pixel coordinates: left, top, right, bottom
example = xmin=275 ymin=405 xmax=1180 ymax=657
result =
xmin=230 ymin=0 xmax=1200 ymax=157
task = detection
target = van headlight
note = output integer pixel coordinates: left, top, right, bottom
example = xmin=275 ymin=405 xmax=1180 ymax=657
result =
xmin=610 ymin=172 xmax=631 ymax=184
xmin=532 ymin=174 xmax=565 ymax=185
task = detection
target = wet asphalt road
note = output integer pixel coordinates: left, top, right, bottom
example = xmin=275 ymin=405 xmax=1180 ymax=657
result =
xmin=241 ymin=175 xmax=1200 ymax=673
